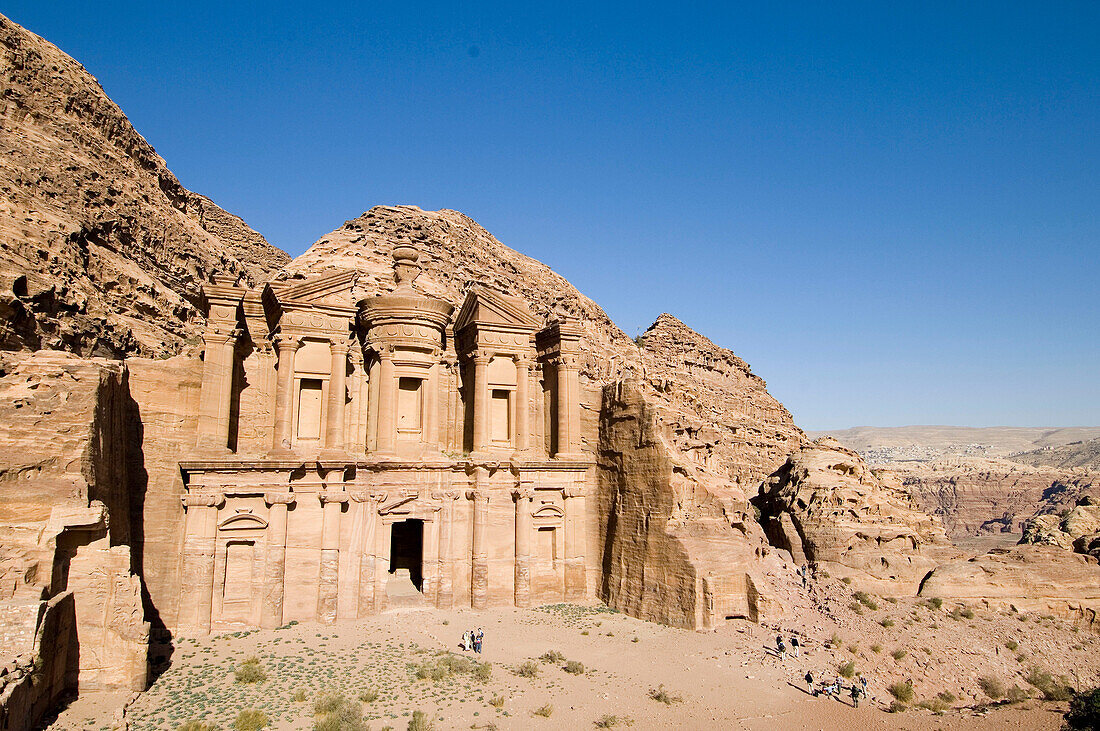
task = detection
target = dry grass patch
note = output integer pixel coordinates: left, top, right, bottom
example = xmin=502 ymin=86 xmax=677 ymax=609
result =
xmin=649 ymin=684 xmax=682 ymax=704
xmin=533 ymin=703 xmax=554 ymax=717
xmin=234 ymin=709 xmax=269 ymax=731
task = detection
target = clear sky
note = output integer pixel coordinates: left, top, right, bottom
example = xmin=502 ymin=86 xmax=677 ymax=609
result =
xmin=6 ymin=2 xmax=1098 ymax=430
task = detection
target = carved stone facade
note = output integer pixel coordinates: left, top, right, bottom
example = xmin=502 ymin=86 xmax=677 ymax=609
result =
xmin=178 ymin=247 xmax=594 ymax=632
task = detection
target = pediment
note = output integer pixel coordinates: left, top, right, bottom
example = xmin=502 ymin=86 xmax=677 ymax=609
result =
xmin=218 ymin=513 xmax=269 ymax=531
xmin=454 ymin=286 xmax=540 ymax=332
xmin=272 ymin=270 xmax=358 ymax=310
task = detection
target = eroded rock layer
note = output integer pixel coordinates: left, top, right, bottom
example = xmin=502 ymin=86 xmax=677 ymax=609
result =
xmin=0 ymin=13 xmax=287 ymax=357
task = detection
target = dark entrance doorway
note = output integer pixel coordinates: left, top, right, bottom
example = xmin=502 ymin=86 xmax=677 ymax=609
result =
xmin=389 ymin=519 xmax=423 ymax=591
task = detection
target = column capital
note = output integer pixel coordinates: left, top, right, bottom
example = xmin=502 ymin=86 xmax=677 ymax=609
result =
xmin=181 ymin=492 xmax=225 ymax=509
xmin=471 ymin=350 xmax=493 ymax=365
xmin=512 ymin=487 xmax=535 ymax=501
xmin=512 ymin=354 xmax=534 ymax=368
xmin=202 ymin=326 xmax=241 ymax=347
xmin=329 ymin=338 xmax=353 ymax=355
xmin=274 ymin=333 xmax=302 ymax=351
xmin=431 ymin=489 xmax=461 ymax=502
xmin=264 ymin=491 xmax=296 ymax=506
xmin=467 ymin=489 xmax=490 ymax=503
xmin=319 ymin=491 xmax=351 ymax=505
xmin=563 ymin=486 xmax=585 ymax=499
xmin=375 ymin=343 xmax=396 ymax=360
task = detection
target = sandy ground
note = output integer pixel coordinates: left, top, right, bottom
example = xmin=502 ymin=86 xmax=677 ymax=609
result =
xmin=46 ymin=601 xmax=1072 ymax=731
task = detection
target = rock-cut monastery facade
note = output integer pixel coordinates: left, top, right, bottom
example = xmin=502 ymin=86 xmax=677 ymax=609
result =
xmin=177 ymin=245 xmax=594 ymax=632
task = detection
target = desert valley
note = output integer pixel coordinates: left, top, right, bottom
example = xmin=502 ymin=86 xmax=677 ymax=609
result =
xmin=1 ymin=10 xmax=1098 ymax=731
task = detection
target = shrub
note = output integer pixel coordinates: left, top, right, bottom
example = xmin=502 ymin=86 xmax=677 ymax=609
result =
xmin=291 ymin=688 xmax=308 ymax=702
xmin=516 ymin=661 xmax=539 ymax=678
xmin=235 ymin=657 xmax=267 ymax=684
xmin=848 ymin=602 xmax=864 ymax=615
xmin=886 ymin=701 xmax=906 ymax=713
xmin=1025 ymin=666 xmax=1072 ymax=701
xmin=891 ymin=649 xmax=908 ymax=661
xmin=916 ymin=697 xmax=949 ymax=713
xmin=178 ymin=723 xmax=214 ymax=731
xmin=1004 ymin=639 xmax=1018 ymax=651
xmin=1065 ymin=687 xmax=1100 ymax=730
xmin=978 ymin=675 xmax=1006 ymax=700
xmin=1006 ymin=685 xmax=1029 ymax=704
xmin=829 ymin=633 xmax=842 ymax=648
xmin=533 ymin=703 xmax=554 ymax=717
xmin=871 ymin=644 xmax=883 ymax=653
xmin=929 ymin=597 xmax=943 ymax=610
xmin=234 ymin=709 xmax=269 ymax=731
xmin=594 ymin=715 xmax=621 ymax=728
xmin=853 ymin=591 xmax=878 ymax=611
xmin=565 ymin=660 xmax=585 ymax=675
xmin=489 ymin=695 xmax=505 ymax=708
xmin=937 ymin=691 xmax=956 ymax=703
xmin=880 ymin=618 xmax=895 ymax=628
xmin=960 ymin=607 xmax=975 ymax=619
xmin=838 ymin=661 xmax=856 ymax=679
xmin=539 ymin=650 xmax=565 ymax=664
xmin=407 ymin=710 xmax=434 ymax=731
xmin=474 ymin=662 xmax=492 ymax=682
xmin=359 ymin=688 xmax=380 ymax=703
xmin=313 ymin=692 xmax=366 ymax=731
xmin=888 ymin=681 xmax=915 ymax=704
xmin=847 ymin=644 xmax=859 ymax=655
xmin=649 ymin=684 xmax=682 ymax=704
xmin=841 ymin=576 xmax=853 ymax=585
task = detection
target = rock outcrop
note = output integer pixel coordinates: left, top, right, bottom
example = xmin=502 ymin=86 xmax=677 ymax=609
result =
xmin=919 ymin=545 xmax=1100 ymax=630
xmin=756 ymin=438 xmax=955 ymax=595
xmin=0 ymin=12 xmax=287 ymax=357
xmin=893 ymin=458 xmax=1100 ymax=538
xmin=1020 ymin=497 xmax=1100 ymax=558
xmin=1010 ymin=437 xmax=1100 ymax=470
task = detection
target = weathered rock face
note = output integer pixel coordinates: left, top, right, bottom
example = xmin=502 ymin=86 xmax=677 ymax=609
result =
xmin=892 ymin=458 xmax=1100 ymax=538
xmin=919 ymin=545 xmax=1100 ymax=630
xmin=0 ymin=13 xmax=288 ymax=357
xmin=1020 ymin=498 xmax=1100 ymax=558
xmin=756 ymin=438 xmax=955 ymax=595
xmin=0 ymin=351 xmax=149 ymax=728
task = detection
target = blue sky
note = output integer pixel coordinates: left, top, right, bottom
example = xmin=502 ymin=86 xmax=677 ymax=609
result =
xmin=7 ymin=2 xmax=1098 ymax=430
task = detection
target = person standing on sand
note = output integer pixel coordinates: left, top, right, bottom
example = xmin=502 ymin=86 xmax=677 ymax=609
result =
xmin=776 ymin=637 xmax=786 ymax=661
xmin=851 ymin=683 xmax=861 ymax=707
xmin=475 ymin=627 xmax=484 ymax=653
xmin=805 ymin=671 xmax=814 ymax=694
xmin=791 ymin=636 xmax=799 ymax=658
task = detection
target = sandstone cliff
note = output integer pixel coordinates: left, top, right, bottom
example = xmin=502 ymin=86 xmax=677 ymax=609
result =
xmin=0 ymin=13 xmax=288 ymax=357
xmin=756 ymin=438 xmax=956 ymax=595
xmin=892 ymin=457 xmax=1100 ymax=538
xmin=1020 ymin=497 xmax=1100 ymax=558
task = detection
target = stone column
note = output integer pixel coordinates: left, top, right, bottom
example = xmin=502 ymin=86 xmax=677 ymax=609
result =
xmin=424 ymin=355 xmax=440 ymax=447
xmin=376 ymin=346 xmax=396 ymax=454
xmin=470 ymin=478 xmax=490 ymax=609
xmin=555 ymin=355 xmax=581 ymax=457
xmin=272 ymin=335 xmax=301 ymax=452
xmin=196 ymin=327 xmax=239 ymax=450
xmin=325 ymin=339 xmax=350 ymax=454
xmin=471 ymin=352 xmax=491 ymax=455
xmin=563 ymin=486 xmax=587 ymax=600
xmin=260 ymin=492 xmax=294 ymax=629
xmin=435 ymin=489 xmax=457 ymax=609
xmin=317 ymin=492 xmax=347 ymax=623
xmin=373 ymin=515 xmax=389 ymax=612
xmin=178 ymin=493 xmax=222 ymax=634
xmin=513 ymin=487 xmax=533 ymax=608
xmin=513 ymin=357 xmax=531 ymax=456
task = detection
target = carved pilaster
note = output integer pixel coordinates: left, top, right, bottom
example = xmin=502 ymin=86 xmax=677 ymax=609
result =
xmin=272 ymin=335 xmax=301 ymax=452
xmin=513 ymin=486 xmax=534 ymax=608
xmin=469 ymin=485 xmax=490 ymax=609
xmin=317 ymin=492 xmax=348 ymax=623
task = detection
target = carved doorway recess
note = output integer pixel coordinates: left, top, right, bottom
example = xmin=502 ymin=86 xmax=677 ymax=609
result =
xmin=389 ymin=519 xmax=424 ymax=591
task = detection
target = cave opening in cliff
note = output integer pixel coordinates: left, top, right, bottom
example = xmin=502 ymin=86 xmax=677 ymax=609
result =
xmin=389 ymin=519 xmax=424 ymax=592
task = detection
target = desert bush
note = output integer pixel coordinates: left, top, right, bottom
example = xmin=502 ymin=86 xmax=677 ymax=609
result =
xmin=937 ymin=691 xmax=956 ymax=703
xmin=838 ymin=661 xmax=856 ymax=679
xmin=291 ymin=689 xmax=308 ymax=703
xmin=1006 ymin=685 xmax=1028 ymax=703
xmin=891 ymin=649 xmax=908 ymax=661
xmin=960 ymin=607 xmax=975 ymax=619
xmin=848 ymin=602 xmax=864 ymax=615
xmin=1065 ymin=687 xmax=1100 ymax=730
xmin=929 ymin=597 xmax=943 ymax=610
xmin=829 ymin=632 xmax=842 ymax=648
xmin=886 ymin=700 xmax=906 ymax=713
xmin=474 ymin=662 xmax=492 ymax=682
xmin=649 ymin=684 xmax=682 ymax=704
xmin=1024 ymin=666 xmax=1072 ymax=701
xmin=234 ymin=656 xmax=267 ymax=684
xmin=178 ymin=723 xmax=214 ymax=731
xmin=407 ymin=710 xmax=434 ymax=731
xmin=359 ymin=688 xmax=379 ymax=703
xmin=539 ymin=650 xmax=565 ymax=664
xmin=853 ymin=591 xmax=878 ymax=610
xmin=489 ymin=694 xmax=505 ymax=708
xmin=888 ymin=681 xmax=915 ymax=704
xmin=516 ymin=661 xmax=539 ymax=678
xmin=234 ymin=709 xmax=269 ymax=731
xmin=565 ymin=660 xmax=586 ymax=675
xmin=880 ymin=618 xmax=894 ymax=628
xmin=978 ymin=675 xmax=1006 ymax=700
xmin=594 ymin=715 xmax=622 ymax=728
xmin=915 ymin=697 xmax=949 ymax=713
xmin=871 ymin=644 xmax=883 ymax=653
xmin=533 ymin=703 xmax=554 ymax=717
xmin=313 ymin=691 xmax=366 ymax=731
xmin=841 ymin=576 xmax=852 ymax=584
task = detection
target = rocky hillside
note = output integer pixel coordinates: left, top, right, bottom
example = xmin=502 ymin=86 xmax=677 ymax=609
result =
xmin=1009 ymin=437 xmax=1100 ymax=470
xmin=0 ymin=13 xmax=288 ymax=358
xmin=809 ymin=425 xmax=1100 ymax=463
